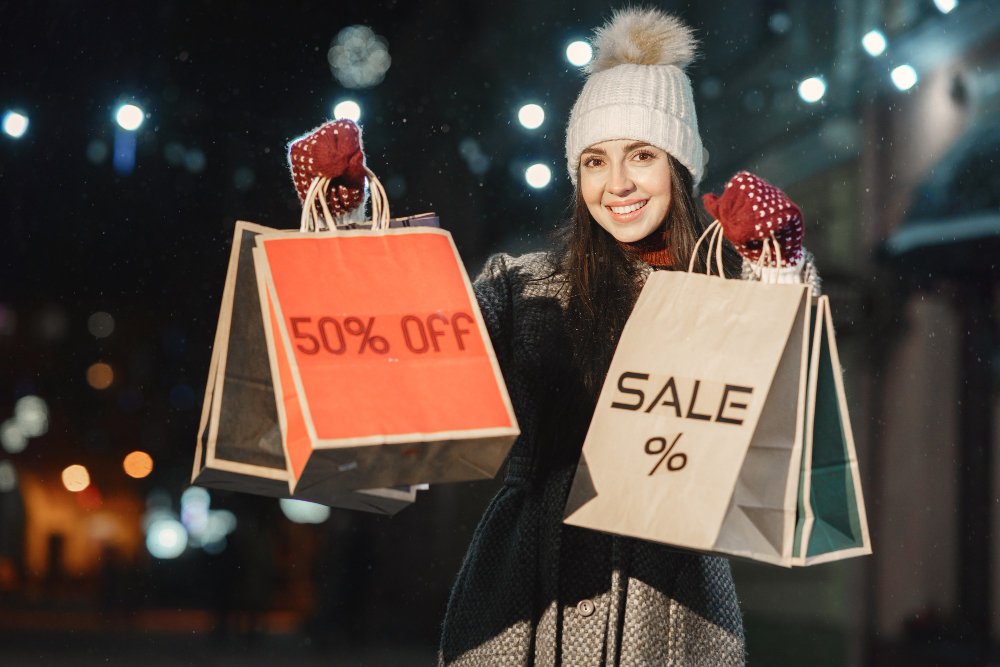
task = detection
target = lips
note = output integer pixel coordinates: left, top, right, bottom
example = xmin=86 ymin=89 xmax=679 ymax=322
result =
xmin=607 ymin=199 xmax=647 ymax=214
xmin=605 ymin=198 xmax=649 ymax=221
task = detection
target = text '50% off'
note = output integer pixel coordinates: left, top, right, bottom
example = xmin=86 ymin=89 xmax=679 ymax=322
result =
xmin=288 ymin=313 xmax=475 ymax=355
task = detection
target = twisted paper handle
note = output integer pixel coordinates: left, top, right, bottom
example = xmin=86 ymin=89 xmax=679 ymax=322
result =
xmin=299 ymin=166 xmax=391 ymax=233
xmin=688 ymin=220 xmax=726 ymax=277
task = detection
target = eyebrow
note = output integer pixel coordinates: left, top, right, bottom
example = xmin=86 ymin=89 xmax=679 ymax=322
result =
xmin=624 ymin=141 xmax=653 ymax=152
xmin=581 ymin=141 xmax=654 ymax=157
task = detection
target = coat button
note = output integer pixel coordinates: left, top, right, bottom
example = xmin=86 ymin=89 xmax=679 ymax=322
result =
xmin=576 ymin=599 xmax=595 ymax=617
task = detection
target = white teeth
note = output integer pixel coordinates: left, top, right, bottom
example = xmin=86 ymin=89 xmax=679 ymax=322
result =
xmin=609 ymin=200 xmax=647 ymax=215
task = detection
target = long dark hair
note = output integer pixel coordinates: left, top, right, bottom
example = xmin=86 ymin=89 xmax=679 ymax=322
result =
xmin=553 ymin=155 xmax=742 ymax=397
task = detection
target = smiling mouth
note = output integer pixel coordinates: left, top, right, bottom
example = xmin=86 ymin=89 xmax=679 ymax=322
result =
xmin=607 ymin=200 xmax=648 ymax=215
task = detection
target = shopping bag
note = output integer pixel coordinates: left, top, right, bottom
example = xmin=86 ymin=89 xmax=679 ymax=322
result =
xmin=563 ymin=224 xmax=870 ymax=566
xmin=788 ymin=296 xmax=870 ymax=565
xmin=251 ymin=170 xmax=518 ymax=497
xmin=192 ymin=216 xmax=438 ymax=515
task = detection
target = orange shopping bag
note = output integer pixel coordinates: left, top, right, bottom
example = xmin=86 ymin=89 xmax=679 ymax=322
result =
xmin=252 ymin=171 xmax=519 ymax=497
xmin=193 ymin=219 xmax=438 ymax=515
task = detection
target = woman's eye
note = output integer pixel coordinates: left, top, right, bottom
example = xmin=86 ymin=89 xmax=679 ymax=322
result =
xmin=583 ymin=157 xmax=604 ymax=168
xmin=632 ymin=150 xmax=656 ymax=161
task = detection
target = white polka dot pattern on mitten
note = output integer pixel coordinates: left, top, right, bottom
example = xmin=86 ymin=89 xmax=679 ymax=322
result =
xmin=287 ymin=119 xmax=366 ymax=215
xmin=703 ymin=171 xmax=804 ymax=267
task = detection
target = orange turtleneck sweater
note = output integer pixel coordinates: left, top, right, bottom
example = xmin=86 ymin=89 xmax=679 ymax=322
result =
xmin=620 ymin=225 xmax=671 ymax=268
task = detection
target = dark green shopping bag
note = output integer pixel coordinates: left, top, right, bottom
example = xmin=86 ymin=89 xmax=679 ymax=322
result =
xmin=790 ymin=296 xmax=871 ymax=564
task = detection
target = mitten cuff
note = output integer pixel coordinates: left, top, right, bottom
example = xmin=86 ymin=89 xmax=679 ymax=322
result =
xmin=741 ymin=249 xmax=822 ymax=296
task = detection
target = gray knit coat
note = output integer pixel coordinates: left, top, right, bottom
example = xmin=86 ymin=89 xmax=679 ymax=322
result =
xmin=439 ymin=250 xmax=820 ymax=666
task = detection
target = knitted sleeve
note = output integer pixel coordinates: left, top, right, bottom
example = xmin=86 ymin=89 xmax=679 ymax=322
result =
xmin=472 ymin=253 xmax=515 ymax=368
xmin=740 ymin=248 xmax=822 ymax=296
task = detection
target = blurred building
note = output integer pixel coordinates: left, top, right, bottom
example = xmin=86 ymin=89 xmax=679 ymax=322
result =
xmin=686 ymin=0 xmax=1000 ymax=664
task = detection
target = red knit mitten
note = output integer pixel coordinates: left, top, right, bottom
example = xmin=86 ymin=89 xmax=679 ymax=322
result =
xmin=288 ymin=119 xmax=366 ymax=215
xmin=702 ymin=171 xmax=804 ymax=267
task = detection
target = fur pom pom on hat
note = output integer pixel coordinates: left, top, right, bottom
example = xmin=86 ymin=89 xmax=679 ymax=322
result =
xmin=587 ymin=8 xmax=696 ymax=73
xmin=566 ymin=8 xmax=705 ymax=186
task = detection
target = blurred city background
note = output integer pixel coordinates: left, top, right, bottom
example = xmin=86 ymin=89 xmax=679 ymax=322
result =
xmin=1 ymin=0 xmax=999 ymax=664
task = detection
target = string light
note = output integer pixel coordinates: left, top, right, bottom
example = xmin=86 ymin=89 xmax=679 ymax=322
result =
xmin=62 ymin=464 xmax=91 ymax=492
xmin=2 ymin=111 xmax=28 ymax=139
xmin=797 ymin=76 xmax=827 ymax=103
xmin=517 ymin=104 xmax=545 ymax=130
xmin=565 ymin=40 xmax=593 ymax=67
xmin=525 ymin=163 xmax=552 ymax=189
xmin=861 ymin=30 xmax=887 ymax=57
xmin=115 ymin=104 xmax=145 ymax=131
xmin=891 ymin=64 xmax=918 ymax=91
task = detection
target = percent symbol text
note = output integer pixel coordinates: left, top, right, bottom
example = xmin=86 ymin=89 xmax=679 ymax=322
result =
xmin=645 ymin=433 xmax=687 ymax=475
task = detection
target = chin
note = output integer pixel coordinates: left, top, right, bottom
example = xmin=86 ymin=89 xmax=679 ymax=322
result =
xmin=597 ymin=216 xmax=662 ymax=243
xmin=609 ymin=227 xmax=650 ymax=243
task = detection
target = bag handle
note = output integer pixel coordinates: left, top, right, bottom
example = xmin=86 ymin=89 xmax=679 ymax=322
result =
xmin=755 ymin=233 xmax=782 ymax=283
xmin=298 ymin=166 xmax=392 ymax=233
xmin=688 ymin=220 xmax=727 ymax=277
xmin=688 ymin=221 xmax=784 ymax=282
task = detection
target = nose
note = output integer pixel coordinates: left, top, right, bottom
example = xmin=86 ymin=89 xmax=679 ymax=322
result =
xmin=607 ymin=162 xmax=635 ymax=198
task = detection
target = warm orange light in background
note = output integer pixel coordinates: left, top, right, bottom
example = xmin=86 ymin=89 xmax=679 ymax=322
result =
xmin=86 ymin=362 xmax=114 ymax=389
xmin=123 ymin=450 xmax=154 ymax=479
xmin=61 ymin=464 xmax=91 ymax=492
xmin=20 ymin=471 xmax=145 ymax=579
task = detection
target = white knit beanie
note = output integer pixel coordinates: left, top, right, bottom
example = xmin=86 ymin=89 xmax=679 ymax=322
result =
xmin=565 ymin=8 xmax=705 ymax=186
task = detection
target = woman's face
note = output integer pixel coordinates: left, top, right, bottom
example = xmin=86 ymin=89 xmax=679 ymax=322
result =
xmin=579 ymin=140 xmax=673 ymax=243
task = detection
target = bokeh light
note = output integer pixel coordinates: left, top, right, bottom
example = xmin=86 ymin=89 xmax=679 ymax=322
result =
xmin=233 ymin=166 xmax=255 ymax=191
xmin=164 ymin=142 xmax=185 ymax=165
xmin=797 ymin=76 xmax=827 ymax=103
xmin=333 ymin=100 xmax=362 ymax=122
xmin=517 ymin=104 xmax=545 ymax=130
xmin=14 ymin=395 xmax=48 ymax=438
xmin=2 ymin=111 xmax=29 ymax=139
xmin=0 ymin=461 xmax=16 ymax=492
xmin=115 ymin=104 xmax=145 ymax=131
xmin=458 ymin=138 xmax=490 ymax=176
xmin=0 ymin=420 xmax=27 ymax=454
xmin=87 ymin=311 xmax=115 ymax=338
xmin=565 ymin=40 xmax=593 ymax=67
xmin=184 ymin=148 xmax=206 ymax=173
xmin=891 ymin=64 xmax=918 ymax=91
xmin=524 ymin=163 xmax=552 ymax=189
xmin=62 ymin=464 xmax=91 ymax=492
xmin=146 ymin=518 xmax=188 ymax=559
xmin=768 ymin=12 xmax=792 ymax=34
xmin=123 ymin=450 xmax=154 ymax=479
xmin=279 ymin=498 xmax=331 ymax=524
xmin=862 ymin=30 xmax=887 ymax=57
xmin=328 ymin=25 xmax=391 ymax=89
xmin=179 ymin=487 xmax=238 ymax=550
xmin=933 ymin=0 xmax=957 ymax=13
xmin=87 ymin=362 xmax=114 ymax=390
xmin=36 ymin=305 xmax=68 ymax=341
xmin=86 ymin=139 xmax=109 ymax=164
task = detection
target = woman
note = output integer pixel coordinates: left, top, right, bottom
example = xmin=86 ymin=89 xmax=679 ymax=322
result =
xmin=438 ymin=8 xmax=819 ymax=666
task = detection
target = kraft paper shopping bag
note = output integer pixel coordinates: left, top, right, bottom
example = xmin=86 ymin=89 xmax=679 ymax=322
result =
xmin=248 ymin=168 xmax=519 ymax=496
xmin=563 ymin=270 xmax=812 ymax=563
xmin=193 ymin=220 xmax=430 ymax=515
xmin=564 ymin=223 xmax=871 ymax=566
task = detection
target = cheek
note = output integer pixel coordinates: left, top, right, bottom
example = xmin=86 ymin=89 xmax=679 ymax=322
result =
xmin=579 ymin=172 xmax=603 ymax=203
xmin=633 ymin=167 xmax=672 ymax=198
xmin=637 ymin=170 xmax=673 ymax=217
xmin=579 ymin=173 xmax=605 ymax=215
